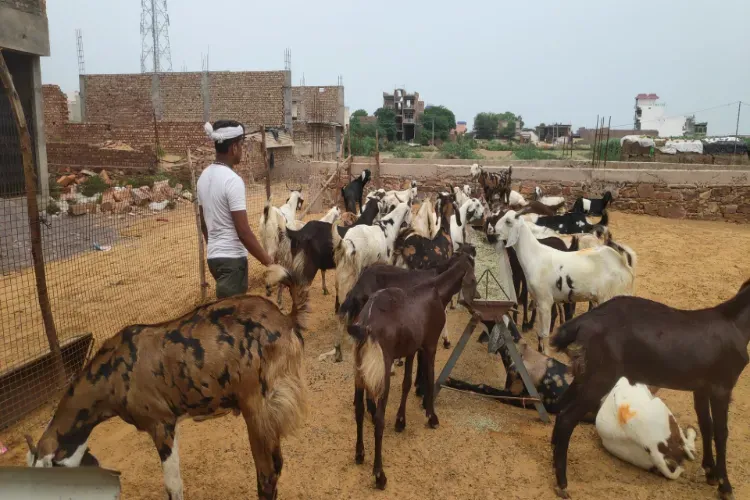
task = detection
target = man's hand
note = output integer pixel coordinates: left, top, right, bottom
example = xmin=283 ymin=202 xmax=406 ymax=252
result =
xmin=231 ymin=210 xmax=273 ymax=266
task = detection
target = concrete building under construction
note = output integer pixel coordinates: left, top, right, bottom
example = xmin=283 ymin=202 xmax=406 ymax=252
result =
xmin=382 ymin=88 xmax=424 ymax=141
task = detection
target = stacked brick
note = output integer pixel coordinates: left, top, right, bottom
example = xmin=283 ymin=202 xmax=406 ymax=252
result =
xmin=41 ymin=84 xmax=68 ymax=140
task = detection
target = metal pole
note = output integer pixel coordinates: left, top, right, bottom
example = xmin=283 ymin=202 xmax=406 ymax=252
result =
xmin=151 ymin=0 xmax=159 ymax=73
xmin=603 ymin=116 xmax=612 ymax=166
xmin=591 ymin=115 xmax=599 ymax=166
xmin=734 ymin=101 xmax=741 ymax=157
xmin=0 ymin=50 xmax=65 ymax=384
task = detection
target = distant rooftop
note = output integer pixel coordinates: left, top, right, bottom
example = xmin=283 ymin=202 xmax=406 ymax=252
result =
xmin=636 ymin=93 xmax=659 ymax=100
xmin=457 ymin=121 xmax=467 ymax=125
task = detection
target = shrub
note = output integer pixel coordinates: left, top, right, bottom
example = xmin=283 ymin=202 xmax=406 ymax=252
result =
xmin=441 ymin=141 xmax=483 ymax=160
xmin=484 ymin=140 xmax=513 ymax=151
xmin=512 ymin=145 xmax=557 ymax=160
xmin=79 ymin=175 xmax=109 ymax=197
xmin=350 ymin=136 xmax=377 ymax=156
xmin=591 ymin=138 xmax=622 ymax=161
xmin=46 ymin=199 xmax=61 ymax=215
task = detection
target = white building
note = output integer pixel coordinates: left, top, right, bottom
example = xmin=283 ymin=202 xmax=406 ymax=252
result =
xmin=633 ymin=93 xmax=694 ymax=138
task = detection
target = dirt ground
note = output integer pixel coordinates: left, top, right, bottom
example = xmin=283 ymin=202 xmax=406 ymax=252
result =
xmin=3 ymin=211 xmax=750 ymax=499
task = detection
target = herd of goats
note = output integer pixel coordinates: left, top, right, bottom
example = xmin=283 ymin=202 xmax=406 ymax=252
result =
xmin=21 ymin=165 xmax=750 ymax=500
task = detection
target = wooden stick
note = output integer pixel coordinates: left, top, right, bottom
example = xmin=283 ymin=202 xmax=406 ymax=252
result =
xmin=261 ymin=126 xmax=270 ymax=199
xmin=299 ymin=158 xmax=348 ymax=218
xmin=375 ymin=128 xmax=381 ymax=188
xmin=188 ymin=149 xmax=208 ymax=303
xmin=0 ymin=50 xmax=65 ymax=385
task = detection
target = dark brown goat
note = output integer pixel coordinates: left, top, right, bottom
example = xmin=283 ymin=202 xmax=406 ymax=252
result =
xmin=347 ymin=254 xmax=477 ymax=490
xmin=549 ymin=278 xmax=750 ymax=500
xmin=471 ymin=164 xmax=513 ymax=205
xmin=26 ymin=265 xmax=309 ymax=500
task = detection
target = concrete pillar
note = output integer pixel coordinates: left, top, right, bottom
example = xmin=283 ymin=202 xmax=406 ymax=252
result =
xmin=201 ymin=71 xmax=210 ymax=122
xmin=78 ymin=74 xmax=87 ymax=122
xmin=31 ymin=55 xmax=49 ymax=201
xmin=283 ymin=70 xmax=292 ymax=132
xmin=151 ymin=72 xmax=162 ymax=120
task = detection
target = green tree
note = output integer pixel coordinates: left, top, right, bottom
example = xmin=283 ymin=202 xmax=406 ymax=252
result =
xmin=473 ymin=112 xmax=500 ymax=139
xmin=418 ymin=105 xmax=456 ymax=143
xmin=351 ymin=109 xmax=368 ymax=119
xmin=498 ymin=120 xmax=517 ymax=139
xmin=374 ymin=107 xmax=397 ymax=142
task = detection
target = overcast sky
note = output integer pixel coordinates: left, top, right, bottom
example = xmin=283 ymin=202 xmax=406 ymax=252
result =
xmin=43 ymin=0 xmax=750 ymax=135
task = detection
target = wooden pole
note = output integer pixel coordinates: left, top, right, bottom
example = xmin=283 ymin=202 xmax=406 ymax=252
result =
xmin=347 ymin=124 xmax=352 ymax=174
xmin=344 ymin=126 xmax=351 ymax=180
xmin=375 ymin=128 xmax=381 ymax=188
xmin=261 ymin=126 xmax=270 ymax=199
xmin=188 ymin=149 xmax=208 ymax=302
xmin=0 ymin=50 xmax=65 ymax=384
xmin=300 ymin=157 xmax=349 ymax=218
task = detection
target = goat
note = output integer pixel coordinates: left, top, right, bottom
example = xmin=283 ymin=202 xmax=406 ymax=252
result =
xmin=348 ymin=253 xmax=477 ymax=490
xmin=279 ymin=186 xmax=305 ymax=225
xmin=341 ymin=169 xmax=372 ymax=214
xmin=411 ymin=196 xmax=440 ymax=239
xmin=508 ymin=190 xmax=527 ymax=208
xmin=492 ymin=210 xmax=635 ymax=355
xmin=572 ymin=191 xmax=613 ymax=215
xmin=339 ymin=212 xmax=359 ymax=226
xmin=25 ymin=265 xmax=309 ymax=500
xmin=326 ymin=202 xmax=412 ymax=362
xmin=516 ymin=200 xmax=564 ymax=218
xmin=451 ymin=198 xmax=485 ymax=250
xmin=470 ymin=164 xmax=513 ymax=205
xmin=532 ymin=186 xmax=566 ymax=210
xmin=393 ymin=193 xmax=461 ymax=348
xmin=380 ymin=181 xmax=418 ymax=215
xmin=533 ymin=210 xmax=609 ymax=235
xmin=319 ymin=206 xmax=341 ymax=224
xmin=452 ymin=184 xmax=473 ymax=207
xmin=595 ymin=377 xmax=697 ymax=480
xmin=549 ymin=277 xmax=750 ymax=499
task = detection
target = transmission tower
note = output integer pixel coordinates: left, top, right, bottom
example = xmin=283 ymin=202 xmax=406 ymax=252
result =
xmin=140 ymin=0 xmax=173 ymax=73
xmin=75 ymin=28 xmax=86 ymax=75
xmin=284 ymin=48 xmax=291 ymax=71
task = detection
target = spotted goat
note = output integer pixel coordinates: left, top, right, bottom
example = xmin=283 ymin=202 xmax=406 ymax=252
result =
xmin=470 ymin=163 xmax=513 ymax=207
xmin=25 ymin=265 xmax=309 ymax=500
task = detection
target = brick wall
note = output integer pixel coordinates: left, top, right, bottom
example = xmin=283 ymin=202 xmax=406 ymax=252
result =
xmin=47 ymin=143 xmax=155 ymax=172
xmin=42 ymin=84 xmax=68 ymax=140
xmin=292 ymin=86 xmax=343 ymax=124
xmin=318 ymin=159 xmax=750 ymax=223
xmin=81 ymin=71 xmax=287 ymax=129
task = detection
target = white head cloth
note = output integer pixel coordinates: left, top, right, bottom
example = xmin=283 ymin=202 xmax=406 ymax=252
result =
xmin=203 ymin=122 xmax=245 ymax=143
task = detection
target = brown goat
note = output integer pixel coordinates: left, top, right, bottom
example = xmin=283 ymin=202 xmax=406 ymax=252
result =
xmin=25 ymin=265 xmax=309 ymax=500
xmin=516 ymin=200 xmax=564 ymax=217
xmin=347 ymin=253 xmax=477 ymax=490
xmin=549 ymin=277 xmax=750 ymax=500
xmin=470 ymin=164 xmax=513 ymax=206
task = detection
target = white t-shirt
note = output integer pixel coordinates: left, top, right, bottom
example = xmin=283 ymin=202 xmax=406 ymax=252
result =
xmin=197 ymin=163 xmax=247 ymax=260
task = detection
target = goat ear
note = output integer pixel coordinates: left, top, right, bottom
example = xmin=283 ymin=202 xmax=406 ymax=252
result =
xmin=506 ymin=220 xmax=520 ymax=248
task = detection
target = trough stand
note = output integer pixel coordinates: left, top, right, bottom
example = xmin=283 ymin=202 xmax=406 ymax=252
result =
xmin=434 ymin=269 xmax=551 ymax=423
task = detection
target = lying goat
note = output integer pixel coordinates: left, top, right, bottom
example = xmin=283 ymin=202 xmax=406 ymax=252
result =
xmin=532 ymin=186 xmax=565 ymax=210
xmin=348 ymin=253 xmax=477 ymax=490
xmin=533 ymin=210 xmax=608 ymax=235
xmin=596 ymin=377 xmax=697 ymax=480
xmin=26 ymin=265 xmax=309 ymax=500
xmin=342 ymin=169 xmax=372 ymax=213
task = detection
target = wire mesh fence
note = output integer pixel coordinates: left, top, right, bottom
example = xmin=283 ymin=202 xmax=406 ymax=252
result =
xmin=0 ymin=133 xmax=333 ymax=430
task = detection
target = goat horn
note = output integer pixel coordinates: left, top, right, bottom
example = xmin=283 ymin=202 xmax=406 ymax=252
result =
xmin=25 ymin=434 xmax=36 ymax=454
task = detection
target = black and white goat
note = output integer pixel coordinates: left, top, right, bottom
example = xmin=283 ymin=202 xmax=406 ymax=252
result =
xmin=342 ymin=169 xmax=372 ymax=214
xmin=492 ymin=210 xmax=636 ymax=355
xmin=532 ymin=186 xmax=565 ymax=211
xmin=572 ymin=191 xmax=613 ymax=216
xmin=533 ymin=210 xmax=609 ymax=235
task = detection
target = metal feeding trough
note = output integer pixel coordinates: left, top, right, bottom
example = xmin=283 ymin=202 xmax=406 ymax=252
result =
xmin=434 ymin=267 xmax=550 ymax=423
xmin=0 ymin=466 xmax=121 ymax=499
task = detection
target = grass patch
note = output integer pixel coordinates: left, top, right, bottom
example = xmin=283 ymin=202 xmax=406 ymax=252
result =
xmin=79 ymin=176 xmax=109 ymax=197
xmin=511 ymin=145 xmax=557 ymax=160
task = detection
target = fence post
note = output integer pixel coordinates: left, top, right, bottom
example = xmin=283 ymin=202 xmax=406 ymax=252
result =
xmin=345 ymin=126 xmax=351 ymax=180
xmin=262 ymin=126 xmax=270 ymax=199
xmin=188 ymin=149 xmax=208 ymax=303
xmin=375 ymin=128 xmax=381 ymax=188
xmin=0 ymin=50 xmax=65 ymax=385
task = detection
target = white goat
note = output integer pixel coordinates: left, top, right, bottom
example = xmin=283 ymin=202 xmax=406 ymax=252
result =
xmin=596 ymin=376 xmax=697 ymax=480
xmin=493 ymin=210 xmax=636 ymax=354
xmin=450 ymin=198 xmax=484 ymax=250
xmin=453 ymin=185 xmax=472 ymax=207
xmin=381 ymin=181 xmax=418 ymax=213
xmin=533 ymin=186 xmax=565 ymax=210
xmin=319 ymin=205 xmax=341 ymax=224
xmin=412 ymin=196 xmax=439 ymax=239
xmin=279 ymin=189 xmax=305 ymax=225
xmin=326 ymin=203 xmax=413 ymax=362
xmin=508 ymin=190 xmax=527 ymax=207
xmin=259 ymin=198 xmax=289 ymax=264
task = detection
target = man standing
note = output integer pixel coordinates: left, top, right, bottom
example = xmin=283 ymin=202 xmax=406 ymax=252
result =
xmin=198 ymin=120 xmax=273 ymax=298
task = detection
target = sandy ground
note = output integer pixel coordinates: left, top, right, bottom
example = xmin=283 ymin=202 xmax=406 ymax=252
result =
xmin=2 ymin=211 xmax=750 ymax=499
